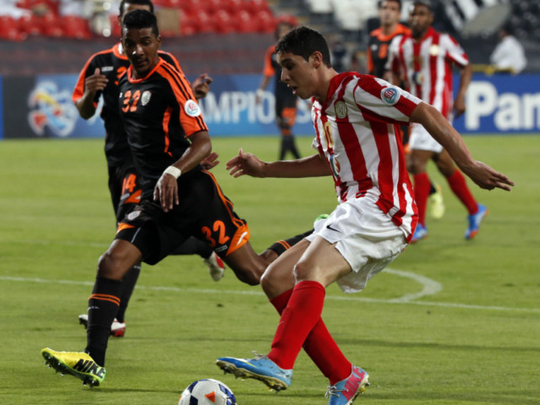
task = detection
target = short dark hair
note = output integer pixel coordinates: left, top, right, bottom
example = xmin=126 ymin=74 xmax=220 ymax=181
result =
xmin=122 ymin=9 xmax=159 ymax=36
xmin=276 ymin=26 xmax=332 ymax=67
xmin=119 ymin=0 xmax=154 ymax=16
xmin=412 ymin=0 xmax=432 ymax=11
xmin=378 ymin=0 xmax=402 ymax=11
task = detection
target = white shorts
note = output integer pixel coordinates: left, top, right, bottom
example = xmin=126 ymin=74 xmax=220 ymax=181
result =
xmin=307 ymin=196 xmax=408 ymax=293
xmin=409 ymin=123 xmax=444 ymax=153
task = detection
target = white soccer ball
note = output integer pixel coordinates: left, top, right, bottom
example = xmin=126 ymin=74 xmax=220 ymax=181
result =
xmin=178 ymin=378 xmax=237 ymax=405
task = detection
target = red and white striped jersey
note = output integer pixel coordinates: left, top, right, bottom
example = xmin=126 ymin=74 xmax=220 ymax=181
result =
xmin=311 ymin=72 xmax=421 ymax=237
xmin=387 ymin=27 xmax=469 ymax=119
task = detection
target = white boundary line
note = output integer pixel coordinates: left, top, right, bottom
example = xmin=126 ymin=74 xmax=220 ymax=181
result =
xmin=1 ymin=273 xmax=538 ymax=313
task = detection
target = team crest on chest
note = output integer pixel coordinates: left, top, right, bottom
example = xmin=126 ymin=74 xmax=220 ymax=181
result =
xmin=334 ymin=100 xmax=348 ymax=119
xmin=141 ymin=91 xmax=152 ymax=106
xmin=381 ymin=86 xmax=400 ymax=106
xmin=429 ymin=44 xmax=440 ymax=56
xmin=184 ymin=99 xmax=201 ymax=117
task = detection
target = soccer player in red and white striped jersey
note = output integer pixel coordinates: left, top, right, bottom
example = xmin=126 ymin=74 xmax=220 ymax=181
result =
xmin=387 ymin=0 xmax=485 ymax=242
xmin=218 ymin=26 xmax=513 ymax=404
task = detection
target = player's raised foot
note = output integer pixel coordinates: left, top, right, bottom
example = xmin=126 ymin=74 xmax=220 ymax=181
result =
xmin=41 ymin=348 xmax=105 ymax=387
xmin=78 ymin=314 xmax=126 ymax=337
xmin=216 ymin=354 xmax=292 ymax=391
xmin=325 ymin=365 xmax=369 ymax=405
xmin=411 ymin=224 xmax=428 ymax=244
xmin=429 ymin=184 xmax=445 ymax=220
xmin=315 ymin=213 xmax=329 ymax=223
xmin=203 ymin=252 xmax=225 ymax=281
xmin=465 ymin=204 xmax=488 ymax=240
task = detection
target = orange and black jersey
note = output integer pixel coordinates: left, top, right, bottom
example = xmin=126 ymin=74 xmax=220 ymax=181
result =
xmin=118 ymin=58 xmax=208 ymax=199
xmin=72 ymin=43 xmax=184 ymax=166
xmin=367 ymin=23 xmax=410 ymax=78
xmin=263 ymin=44 xmax=296 ymax=104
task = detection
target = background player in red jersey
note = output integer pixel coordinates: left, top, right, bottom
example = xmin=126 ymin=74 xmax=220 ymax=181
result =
xmin=256 ymin=19 xmax=301 ymax=160
xmin=369 ymin=0 xmax=445 ymax=220
xmin=387 ymin=0 xmax=481 ymax=243
xmin=72 ymin=0 xmax=220 ymax=338
xmin=42 ymin=10 xmax=312 ymax=387
xmin=216 ymin=26 xmax=513 ymax=405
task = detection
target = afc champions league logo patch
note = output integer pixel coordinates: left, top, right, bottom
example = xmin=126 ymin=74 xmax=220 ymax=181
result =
xmin=329 ymin=154 xmax=341 ymax=178
xmin=127 ymin=210 xmax=140 ymax=220
xmin=334 ymin=100 xmax=348 ymax=119
xmin=141 ymin=91 xmax=151 ymax=106
xmin=184 ymin=99 xmax=201 ymax=117
xmin=381 ymin=86 xmax=400 ymax=106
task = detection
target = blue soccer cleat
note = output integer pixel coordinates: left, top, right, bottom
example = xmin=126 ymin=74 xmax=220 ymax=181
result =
xmin=325 ymin=365 xmax=369 ymax=405
xmin=216 ymin=354 xmax=292 ymax=391
xmin=465 ymin=204 xmax=488 ymax=240
xmin=411 ymin=223 xmax=428 ymax=243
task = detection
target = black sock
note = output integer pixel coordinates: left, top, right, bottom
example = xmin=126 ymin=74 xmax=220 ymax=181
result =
xmin=85 ymin=277 xmax=122 ymax=367
xmin=429 ymin=182 xmax=436 ymax=195
xmin=115 ymin=264 xmax=141 ymax=323
xmin=268 ymin=228 xmax=313 ymax=256
xmin=171 ymin=237 xmax=213 ymax=259
xmin=286 ymin=136 xmax=301 ymax=159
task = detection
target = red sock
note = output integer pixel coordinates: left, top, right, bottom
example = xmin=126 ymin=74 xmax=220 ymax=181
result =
xmin=413 ymin=173 xmax=431 ymax=226
xmin=269 ymin=287 xmax=352 ymax=384
xmin=446 ymin=170 xmax=478 ymax=214
xmin=268 ymin=281 xmax=325 ymax=369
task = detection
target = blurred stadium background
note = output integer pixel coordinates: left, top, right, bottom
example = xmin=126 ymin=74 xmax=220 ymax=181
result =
xmin=0 ymin=0 xmax=539 ymax=139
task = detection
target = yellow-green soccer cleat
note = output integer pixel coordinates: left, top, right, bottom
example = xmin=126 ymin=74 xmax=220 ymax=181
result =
xmin=429 ymin=184 xmax=445 ymax=220
xmin=41 ymin=348 xmax=106 ymax=387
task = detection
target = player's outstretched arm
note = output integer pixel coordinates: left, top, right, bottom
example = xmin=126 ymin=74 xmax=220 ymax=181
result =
xmin=226 ymin=149 xmax=331 ymax=179
xmin=411 ymin=102 xmax=514 ymax=191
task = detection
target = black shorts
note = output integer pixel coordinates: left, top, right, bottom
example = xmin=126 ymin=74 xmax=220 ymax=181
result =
xmin=115 ymin=170 xmax=250 ymax=265
xmin=275 ymin=94 xmax=297 ymax=130
xmin=108 ymin=162 xmax=142 ymax=223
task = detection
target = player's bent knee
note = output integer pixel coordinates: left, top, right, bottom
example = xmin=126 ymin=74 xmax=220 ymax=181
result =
xmin=292 ymin=261 xmax=315 ymax=282
xmin=231 ymin=266 xmax=261 ymax=286
xmin=97 ymin=250 xmax=134 ymax=280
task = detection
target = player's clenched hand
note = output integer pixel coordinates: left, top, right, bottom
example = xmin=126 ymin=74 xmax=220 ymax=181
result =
xmin=85 ymin=68 xmax=108 ymax=94
xmin=192 ymin=73 xmax=213 ymax=100
xmin=226 ymin=149 xmax=266 ymax=178
xmin=462 ymin=161 xmax=514 ymax=192
xmin=154 ymin=172 xmax=179 ymax=212
xmin=453 ymin=94 xmax=466 ymax=118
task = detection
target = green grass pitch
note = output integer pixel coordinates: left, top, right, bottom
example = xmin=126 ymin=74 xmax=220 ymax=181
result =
xmin=0 ymin=135 xmax=539 ymax=405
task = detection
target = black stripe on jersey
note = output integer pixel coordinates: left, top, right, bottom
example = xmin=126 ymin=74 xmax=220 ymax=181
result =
xmin=160 ymin=62 xmax=207 ymax=129
xmin=159 ymin=51 xmax=181 ymax=71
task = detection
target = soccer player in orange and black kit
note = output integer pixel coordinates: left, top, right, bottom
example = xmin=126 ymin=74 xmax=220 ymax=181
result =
xmin=42 ymin=9 xmax=312 ymax=387
xmin=256 ymin=19 xmax=301 ymax=160
xmin=72 ymin=0 xmax=220 ymax=338
xmin=368 ymin=0 xmax=445 ymax=222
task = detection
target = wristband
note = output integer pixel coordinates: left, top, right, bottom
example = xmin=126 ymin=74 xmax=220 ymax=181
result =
xmin=163 ymin=165 xmax=182 ymax=179
xmin=256 ymin=89 xmax=264 ymax=98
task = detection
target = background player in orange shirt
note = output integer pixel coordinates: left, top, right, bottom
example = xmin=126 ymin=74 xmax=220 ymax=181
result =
xmin=256 ymin=18 xmax=301 ymax=160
